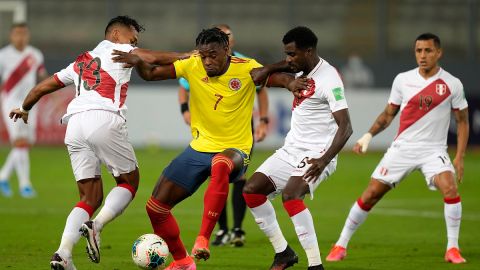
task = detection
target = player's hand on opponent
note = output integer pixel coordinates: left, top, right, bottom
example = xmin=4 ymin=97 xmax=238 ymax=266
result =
xmin=112 ymin=49 xmax=142 ymax=68
xmin=303 ymin=158 xmax=328 ymax=183
xmin=353 ymin=132 xmax=373 ymax=154
xmin=287 ymin=76 xmax=309 ymax=98
xmin=453 ymin=156 xmax=464 ymax=183
xmin=9 ymin=108 xmax=29 ymax=124
xmin=250 ymin=67 xmax=270 ymax=86
xmin=254 ymin=121 xmax=268 ymax=142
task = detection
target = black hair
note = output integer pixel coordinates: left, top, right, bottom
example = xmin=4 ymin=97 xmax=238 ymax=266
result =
xmin=415 ymin=33 xmax=441 ymax=48
xmin=11 ymin=22 xmax=28 ymax=29
xmin=105 ymin=15 xmax=144 ymax=36
xmin=195 ymin=27 xmax=229 ymax=48
xmin=282 ymin=26 xmax=318 ymax=50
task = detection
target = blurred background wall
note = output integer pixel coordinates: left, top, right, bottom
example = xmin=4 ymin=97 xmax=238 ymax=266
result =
xmin=0 ymin=0 xmax=478 ymax=91
xmin=0 ymin=0 xmax=479 ymax=148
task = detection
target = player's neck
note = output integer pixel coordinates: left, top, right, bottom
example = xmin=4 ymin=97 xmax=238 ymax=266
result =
xmin=304 ymin=55 xmax=320 ymax=75
xmin=419 ymin=65 xmax=440 ymax=80
xmin=12 ymin=44 xmax=26 ymax=52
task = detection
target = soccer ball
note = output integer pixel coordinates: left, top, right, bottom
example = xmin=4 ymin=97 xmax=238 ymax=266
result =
xmin=131 ymin=234 xmax=169 ymax=269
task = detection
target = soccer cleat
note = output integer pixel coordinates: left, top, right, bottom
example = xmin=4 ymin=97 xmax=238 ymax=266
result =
xmin=444 ymin=247 xmax=466 ymax=264
xmin=165 ymin=256 xmax=197 ymax=270
xmin=211 ymin=229 xmax=230 ymax=246
xmin=20 ymin=186 xmax=36 ymax=198
xmin=326 ymin=245 xmax=347 ymax=262
xmin=230 ymin=228 xmax=245 ymax=247
xmin=80 ymin=221 xmax=100 ymax=263
xmin=0 ymin=180 xmax=12 ymax=197
xmin=270 ymin=245 xmax=299 ymax=270
xmin=307 ymin=264 xmax=324 ymax=270
xmin=191 ymin=236 xmax=210 ymax=261
xmin=50 ymin=253 xmax=76 ymax=270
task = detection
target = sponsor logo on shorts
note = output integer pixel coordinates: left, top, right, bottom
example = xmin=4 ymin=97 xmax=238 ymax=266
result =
xmin=379 ymin=167 xmax=389 ymax=176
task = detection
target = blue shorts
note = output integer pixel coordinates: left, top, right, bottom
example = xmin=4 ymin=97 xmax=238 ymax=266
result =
xmin=162 ymin=146 xmax=250 ymax=195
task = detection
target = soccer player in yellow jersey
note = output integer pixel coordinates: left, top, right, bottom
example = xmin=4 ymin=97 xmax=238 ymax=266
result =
xmin=113 ymin=27 xmax=300 ymax=270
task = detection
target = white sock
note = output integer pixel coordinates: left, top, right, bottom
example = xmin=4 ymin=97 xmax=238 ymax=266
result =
xmin=0 ymin=148 xmax=18 ymax=180
xmin=445 ymin=201 xmax=462 ymax=250
xmin=336 ymin=201 xmax=369 ymax=248
xmin=57 ymin=207 xmax=90 ymax=257
xmin=93 ymin=186 xmax=133 ymax=232
xmin=249 ymin=200 xmax=288 ymax=253
xmin=291 ymin=208 xmax=322 ymax=266
xmin=14 ymin=148 xmax=32 ymax=189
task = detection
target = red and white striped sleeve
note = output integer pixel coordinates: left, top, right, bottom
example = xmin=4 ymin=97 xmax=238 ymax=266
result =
xmin=54 ymin=62 xmax=75 ymax=87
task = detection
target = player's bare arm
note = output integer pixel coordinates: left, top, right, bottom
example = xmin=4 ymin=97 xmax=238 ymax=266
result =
xmin=9 ymin=76 xmax=64 ymax=124
xmin=250 ymin=60 xmax=292 ymax=86
xmin=112 ymin=50 xmax=176 ymax=81
xmin=353 ymin=103 xmax=400 ymax=154
xmin=133 ymin=48 xmax=193 ymax=65
xmin=453 ymin=108 xmax=469 ymax=182
xmin=304 ymin=108 xmax=353 ymax=182
xmin=255 ymin=87 xmax=269 ymax=142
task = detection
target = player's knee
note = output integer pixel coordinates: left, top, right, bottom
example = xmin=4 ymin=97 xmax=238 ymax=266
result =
xmin=219 ymin=149 xmax=244 ymax=172
xmin=442 ymin=184 xmax=459 ymax=198
xmin=242 ymin=181 xmax=256 ymax=194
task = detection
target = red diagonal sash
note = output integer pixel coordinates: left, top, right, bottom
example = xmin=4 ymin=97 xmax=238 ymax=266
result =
xmin=2 ymin=54 xmax=36 ymax=93
xmin=395 ymin=79 xmax=451 ymax=139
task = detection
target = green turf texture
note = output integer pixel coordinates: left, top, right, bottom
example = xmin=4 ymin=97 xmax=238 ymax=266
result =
xmin=0 ymin=146 xmax=479 ymax=269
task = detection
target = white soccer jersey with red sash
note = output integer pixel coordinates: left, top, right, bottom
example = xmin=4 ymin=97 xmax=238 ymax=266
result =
xmin=283 ymin=58 xmax=348 ymax=152
xmin=0 ymin=45 xmax=45 ymax=104
xmin=389 ymin=67 xmax=468 ymax=148
xmin=54 ymin=40 xmax=135 ymax=123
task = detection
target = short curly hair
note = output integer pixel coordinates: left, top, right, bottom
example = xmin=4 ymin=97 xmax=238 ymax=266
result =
xmin=282 ymin=26 xmax=318 ymax=50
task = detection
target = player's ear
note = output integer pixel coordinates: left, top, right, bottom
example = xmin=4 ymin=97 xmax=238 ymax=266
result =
xmin=437 ymin=48 xmax=443 ymax=59
xmin=111 ymin=28 xmax=120 ymax=42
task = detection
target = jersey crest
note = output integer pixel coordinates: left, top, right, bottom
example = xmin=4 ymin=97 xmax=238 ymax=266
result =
xmin=229 ymin=78 xmax=242 ymax=91
xmin=292 ymin=78 xmax=315 ymax=109
xmin=436 ymin=83 xmax=447 ymax=96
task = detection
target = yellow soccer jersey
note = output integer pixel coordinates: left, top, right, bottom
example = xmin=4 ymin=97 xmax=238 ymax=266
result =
xmin=174 ymin=55 xmax=262 ymax=154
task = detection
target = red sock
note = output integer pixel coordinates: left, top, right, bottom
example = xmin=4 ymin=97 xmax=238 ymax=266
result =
xmin=199 ymin=154 xmax=233 ymax=239
xmin=243 ymin=193 xmax=267 ymax=208
xmin=146 ymin=197 xmax=187 ymax=260
xmin=357 ymin=198 xmax=373 ymax=211
xmin=283 ymin=199 xmax=306 ymax=217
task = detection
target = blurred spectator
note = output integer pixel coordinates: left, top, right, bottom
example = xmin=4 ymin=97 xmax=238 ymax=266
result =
xmin=341 ymin=54 xmax=374 ymax=89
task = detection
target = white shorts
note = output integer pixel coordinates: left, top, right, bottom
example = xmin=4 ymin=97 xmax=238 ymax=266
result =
xmin=371 ymin=144 xmax=455 ymax=190
xmin=1 ymin=99 xmax=37 ymax=143
xmin=64 ymin=110 xmax=138 ymax=181
xmin=255 ymin=147 xmax=336 ymax=199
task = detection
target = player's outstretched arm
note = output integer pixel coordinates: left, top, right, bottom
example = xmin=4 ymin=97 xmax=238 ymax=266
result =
xmin=9 ymin=76 xmax=64 ymax=124
xmin=133 ymin=48 xmax=193 ymax=65
xmin=250 ymin=60 xmax=291 ymax=86
xmin=304 ymin=108 xmax=353 ymax=182
xmin=353 ymin=103 xmax=400 ymax=154
xmin=453 ymin=108 xmax=469 ymax=182
xmin=112 ymin=50 xmax=176 ymax=81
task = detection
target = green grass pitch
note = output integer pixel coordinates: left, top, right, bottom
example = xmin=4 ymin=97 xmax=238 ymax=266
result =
xmin=0 ymin=146 xmax=479 ymax=269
